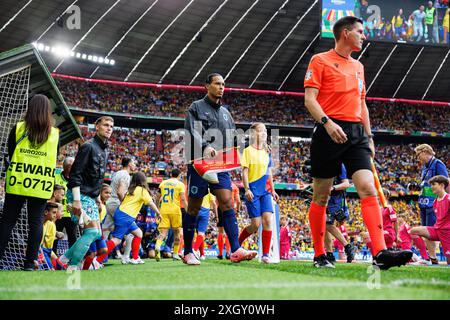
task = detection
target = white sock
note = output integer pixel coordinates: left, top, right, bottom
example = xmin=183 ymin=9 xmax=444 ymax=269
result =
xmin=123 ymin=234 xmax=134 ymax=259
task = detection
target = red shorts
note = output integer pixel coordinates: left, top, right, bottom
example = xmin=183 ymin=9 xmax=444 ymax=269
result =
xmin=334 ymin=239 xmax=344 ymax=253
xmin=400 ymin=239 xmax=412 ymax=251
xmin=280 ymin=243 xmax=290 ymax=259
xmin=426 ymin=227 xmax=450 ymax=259
xmin=384 ymin=229 xmax=396 ymax=249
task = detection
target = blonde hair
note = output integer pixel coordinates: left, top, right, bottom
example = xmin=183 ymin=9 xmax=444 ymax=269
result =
xmin=95 ymin=116 xmax=114 ymax=125
xmin=249 ymin=122 xmax=269 ymax=152
xmin=414 ymin=144 xmax=435 ymax=156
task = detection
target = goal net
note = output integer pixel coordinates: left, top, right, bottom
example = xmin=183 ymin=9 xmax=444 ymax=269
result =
xmin=0 ymin=65 xmax=31 ymax=270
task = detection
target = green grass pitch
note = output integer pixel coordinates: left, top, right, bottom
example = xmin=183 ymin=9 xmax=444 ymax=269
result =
xmin=0 ymin=259 xmax=449 ymax=300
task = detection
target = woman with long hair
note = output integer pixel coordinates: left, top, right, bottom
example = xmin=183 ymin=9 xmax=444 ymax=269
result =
xmin=96 ymin=172 xmax=160 ymax=265
xmin=0 ymin=94 xmax=59 ymax=271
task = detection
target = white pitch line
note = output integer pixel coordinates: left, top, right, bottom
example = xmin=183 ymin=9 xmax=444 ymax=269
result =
xmin=0 ymin=281 xmax=368 ymax=293
xmin=1 ymin=278 xmax=448 ymax=293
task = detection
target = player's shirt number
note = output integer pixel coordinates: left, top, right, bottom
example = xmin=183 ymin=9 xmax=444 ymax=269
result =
xmin=162 ymin=187 xmax=175 ymax=203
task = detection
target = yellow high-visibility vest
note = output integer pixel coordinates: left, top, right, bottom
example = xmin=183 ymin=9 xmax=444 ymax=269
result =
xmin=6 ymin=121 xmax=59 ymax=199
xmin=55 ymin=171 xmax=70 ymax=217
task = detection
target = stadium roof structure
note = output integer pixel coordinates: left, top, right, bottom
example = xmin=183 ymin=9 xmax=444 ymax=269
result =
xmin=0 ymin=44 xmax=82 ymax=145
xmin=0 ymin=0 xmax=449 ymax=101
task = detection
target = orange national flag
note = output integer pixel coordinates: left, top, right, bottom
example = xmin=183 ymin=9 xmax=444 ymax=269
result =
xmin=193 ymin=147 xmax=241 ymax=184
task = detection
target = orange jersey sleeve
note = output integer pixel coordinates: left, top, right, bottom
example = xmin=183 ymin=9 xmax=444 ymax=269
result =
xmin=304 ymin=55 xmax=325 ymax=90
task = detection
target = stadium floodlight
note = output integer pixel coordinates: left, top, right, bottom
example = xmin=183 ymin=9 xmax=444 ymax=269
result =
xmin=52 ymin=0 xmax=122 ymax=73
xmin=35 ymin=41 xmax=114 ymax=66
xmin=53 ymin=46 xmax=70 ymax=57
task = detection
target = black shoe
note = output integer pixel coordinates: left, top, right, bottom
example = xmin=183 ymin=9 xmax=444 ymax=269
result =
xmin=217 ymin=255 xmax=223 ymax=260
xmin=225 ymin=254 xmax=230 ymax=260
xmin=373 ymin=249 xmax=413 ymax=270
xmin=344 ymin=244 xmax=356 ymax=263
xmin=430 ymin=257 xmax=439 ymax=265
xmin=326 ymin=252 xmax=336 ymax=264
xmin=23 ymin=260 xmax=37 ymax=271
xmin=313 ymin=254 xmax=335 ymax=268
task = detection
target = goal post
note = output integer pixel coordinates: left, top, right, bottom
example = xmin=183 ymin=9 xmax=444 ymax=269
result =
xmin=0 ymin=44 xmax=82 ymax=270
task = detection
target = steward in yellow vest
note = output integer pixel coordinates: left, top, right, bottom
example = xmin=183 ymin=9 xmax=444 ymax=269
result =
xmin=6 ymin=121 xmax=59 ymax=199
xmin=0 ymin=94 xmax=60 ymax=271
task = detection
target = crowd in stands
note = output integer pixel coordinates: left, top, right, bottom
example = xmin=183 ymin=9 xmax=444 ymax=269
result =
xmin=56 ymin=78 xmax=450 ymax=134
xmin=58 ymin=126 xmax=450 ymax=195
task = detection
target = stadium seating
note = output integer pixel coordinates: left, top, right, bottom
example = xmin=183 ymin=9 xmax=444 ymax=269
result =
xmin=57 ymin=78 xmax=450 ymax=134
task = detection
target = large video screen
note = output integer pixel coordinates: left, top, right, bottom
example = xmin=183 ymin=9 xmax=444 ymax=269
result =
xmin=321 ymin=0 xmax=449 ymax=46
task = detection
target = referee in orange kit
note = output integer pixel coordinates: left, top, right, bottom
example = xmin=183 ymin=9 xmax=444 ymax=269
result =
xmin=303 ymin=16 xmax=412 ymax=269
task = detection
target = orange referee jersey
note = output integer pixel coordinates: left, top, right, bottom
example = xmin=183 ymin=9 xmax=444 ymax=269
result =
xmin=304 ymin=49 xmax=366 ymax=122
